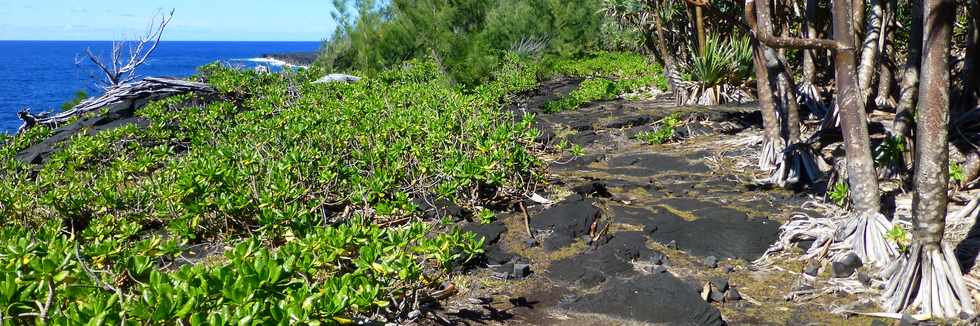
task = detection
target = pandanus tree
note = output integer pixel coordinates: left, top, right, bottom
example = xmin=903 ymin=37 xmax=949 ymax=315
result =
xmin=745 ymin=0 xmax=825 ymax=186
xmin=882 ymin=0 xmax=976 ymax=316
xmin=797 ymin=0 xmax=826 ymax=116
xmin=745 ymin=0 xmax=896 ymax=264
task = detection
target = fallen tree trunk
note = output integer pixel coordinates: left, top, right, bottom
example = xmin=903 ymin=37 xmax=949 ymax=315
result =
xmin=18 ymin=77 xmax=215 ymax=133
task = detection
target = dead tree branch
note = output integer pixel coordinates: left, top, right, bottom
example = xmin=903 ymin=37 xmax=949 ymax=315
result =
xmin=17 ymin=77 xmax=214 ymax=133
xmin=85 ymin=9 xmax=175 ymax=89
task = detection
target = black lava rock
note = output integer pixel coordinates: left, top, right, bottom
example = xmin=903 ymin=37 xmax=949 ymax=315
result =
xmin=724 ymin=288 xmax=742 ymax=302
xmin=831 ymin=253 xmax=863 ymax=278
xmin=703 ymin=256 xmax=719 ymax=269
xmin=803 ymin=260 xmax=820 ymax=277
xmin=644 ymin=224 xmax=659 ymax=234
xmin=513 ymin=263 xmax=531 ymax=279
xmin=857 ymin=272 xmax=872 ymax=286
xmin=572 ymin=182 xmax=613 ymax=198
xmin=710 ymin=277 xmax=729 ymax=292
xmin=709 ymin=288 xmax=726 ymax=302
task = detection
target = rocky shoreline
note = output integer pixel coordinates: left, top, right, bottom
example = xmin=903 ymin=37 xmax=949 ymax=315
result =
xmin=261 ymin=51 xmax=318 ymax=66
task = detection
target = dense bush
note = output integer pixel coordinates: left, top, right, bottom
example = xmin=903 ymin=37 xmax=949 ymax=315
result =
xmin=0 ymin=55 xmax=542 ymax=323
xmin=318 ymin=0 xmax=607 ymax=86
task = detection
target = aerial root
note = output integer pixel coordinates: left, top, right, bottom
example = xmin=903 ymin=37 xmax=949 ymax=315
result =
xmin=820 ymin=103 xmax=841 ymax=130
xmin=951 ymin=196 xmax=980 ymax=221
xmin=835 ymin=212 xmax=898 ymax=267
xmin=768 ymin=143 xmax=827 ymax=187
xmin=796 ymin=82 xmax=826 ymax=118
xmin=757 ymin=211 xmax=842 ymax=264
xmin=883 ymin=244 xmax=976 ymax=319
xmin=759 ymin=138 xmax=782 ymax=171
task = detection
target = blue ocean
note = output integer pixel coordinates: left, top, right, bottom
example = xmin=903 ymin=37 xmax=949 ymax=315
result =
xmin=0 ymin=41 xmax=321 ymax=133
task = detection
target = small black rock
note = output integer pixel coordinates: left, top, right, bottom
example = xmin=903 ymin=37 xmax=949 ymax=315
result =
xmin=709 ymin=288 xmax=726 ymax=302
xmin=710 ymin=277 xmax=729 ymax=292
xmin=857 ymin=272 xmax=872 ymax=286
xmin=831 ymin=252 xmax=863 ymax=278
xmin=513 ymin=263 xmax=531 ymax=279
xmin=803 ymin=261 xmax=820 ymax=277
xmin=645 ymin=224 xmax=659 ymax=234
xmin=703 ymin=256 xmax=719 ymax=269
xmin=724 ymin=288 xmax=742 ymax=302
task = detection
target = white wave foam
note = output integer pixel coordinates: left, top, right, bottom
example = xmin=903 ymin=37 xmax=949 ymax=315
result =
xmin=231 ymin=57 xmax=291 ymax=67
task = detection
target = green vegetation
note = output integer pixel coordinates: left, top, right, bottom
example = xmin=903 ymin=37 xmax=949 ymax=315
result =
xmin=0 ymin=55 xmax=545 ymax=323
xmin=635 ymin=115 xmax=682 ymax=145
xmin=886 ymin=225 xmax=911 ymax=254
xmin=950 ymin=161 xmax=966 ymax=184
xmin=542 ymin=52 xmax=667 ymax=112
xmin=60 ymin=90 xmax=89 ymax=111
xmin=477 ymin=208 xmax=495 ymax=224
xmin=874 ymin=136 xmax=907 ymax=166
xmin=683 ymin=34 xmax=753 ymax=88
xmin=319 ymin=0 xmax=606 ymax=86
xmin=829 ymin=181 xmax=850 ymax=208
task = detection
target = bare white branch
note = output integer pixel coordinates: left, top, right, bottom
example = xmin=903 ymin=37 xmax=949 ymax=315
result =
xmin=83 ymin=9 xmax=175 ymax=89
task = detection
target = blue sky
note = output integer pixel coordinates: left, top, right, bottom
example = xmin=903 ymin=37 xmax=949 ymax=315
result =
xmin=0 ymin=1 xmax=340 ymax=41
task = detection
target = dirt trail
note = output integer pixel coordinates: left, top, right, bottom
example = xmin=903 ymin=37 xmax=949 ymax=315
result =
xmin=431 ymin=79 xmax=888 ymax=325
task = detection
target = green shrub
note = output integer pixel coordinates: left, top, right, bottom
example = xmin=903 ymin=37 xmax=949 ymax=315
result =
xmin=0 ymin=56 xmax=542 ymax=323
xmin=829 ymin=181 xmax=850 ymax=208
xmin=60 ymin=90 xmax=90 ymax=111
xmin=318 ymin=0 xmax=606 ymax=86
xmin=635 ymin=115 xmax=682 ymax=145
xmin=684 ymin=34 xmax=754 ymax=87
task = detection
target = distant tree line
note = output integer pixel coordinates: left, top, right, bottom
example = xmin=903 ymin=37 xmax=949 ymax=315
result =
xmin=316 ymin=0 xmax=610 ymax=85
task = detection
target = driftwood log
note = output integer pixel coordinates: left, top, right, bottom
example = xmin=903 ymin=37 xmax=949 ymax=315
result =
xmin=18 ymin=77 xmax=214 ymax=133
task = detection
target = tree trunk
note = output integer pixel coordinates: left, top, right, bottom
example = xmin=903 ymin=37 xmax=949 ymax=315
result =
xmin=912 ymin=0 xmax=954 ymax=254
xmin=834 ymin=0 xmax=881 ymax=216
xmin=853 ymin=0 xmax=866 ymax=42
xmin=798 ymin=0 xmax=827 ymax=116
xmin=746 ymin=0 xmax=785 ymax=170
xmin=960 ymin=0 xmax=980 ymax=112
xmin=830 ymin=0 xmax=901 ymax=266
xmin=884 ymin=0 xmax=975 ymax=316
xmin=857 ymin=0 xmax=884 ymax=105
xmin=874 ymin=0 xmax=897 ymax=110
xmin=893 ymin=0 xmax=924 ymax=140
xmin=752 ymin=44 xmax=785 ymax=170
xmin=695 ymin=5 xmax=706 ymax=56
xmin=802 ymin=0 xmax=818 ymax=84
xmin=650 ymin=2 xmax=687 ymax=105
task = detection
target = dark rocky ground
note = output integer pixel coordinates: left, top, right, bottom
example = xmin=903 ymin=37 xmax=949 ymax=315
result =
xmin=423 ymin=78 xmax=890 ymax=325
xmin=9 ymin=75 xmax=894 ymax=324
